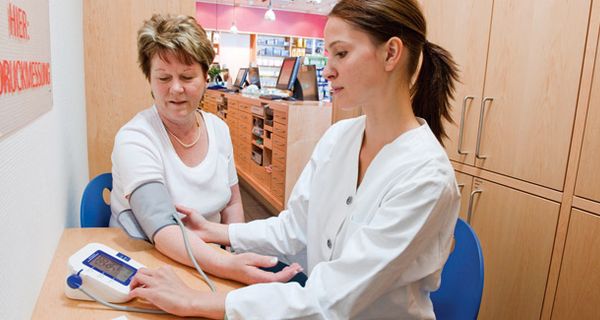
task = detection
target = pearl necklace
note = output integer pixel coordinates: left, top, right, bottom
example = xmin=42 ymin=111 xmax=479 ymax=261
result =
xmin=165 ymin=113 xmax=201 ymax=149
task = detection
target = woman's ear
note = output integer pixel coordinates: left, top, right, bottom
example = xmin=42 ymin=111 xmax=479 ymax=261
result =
xmin=383 ymin=37 xmax=404 ymax=71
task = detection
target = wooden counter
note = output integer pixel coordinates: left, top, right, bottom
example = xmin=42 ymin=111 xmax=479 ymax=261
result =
xmin=203 ymin=90 xmax=332 ymax=212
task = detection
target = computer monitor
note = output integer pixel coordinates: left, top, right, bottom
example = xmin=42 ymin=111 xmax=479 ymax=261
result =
xmin=276 ymin=57 xmax=301 ymax=91
xmin=247 ymin=67 xmax=261 ymax=89
xmin=233 ymin=68 xmax=248 ymax=90
xmin=292 ymin=65 xmax=319 ymax=101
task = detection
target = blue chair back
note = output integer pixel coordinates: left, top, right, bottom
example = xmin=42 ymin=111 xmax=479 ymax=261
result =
xmin=431 ymin=218 xmax=484 ymax=320
xmin=80 ymin=173 xmax=113 ymax=227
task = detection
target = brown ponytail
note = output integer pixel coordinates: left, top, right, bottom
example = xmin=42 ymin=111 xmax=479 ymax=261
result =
xmin=411 ymin=41 xmax=459 ymax=144
xmin=330 ymin=0 xmax=459 ymax=145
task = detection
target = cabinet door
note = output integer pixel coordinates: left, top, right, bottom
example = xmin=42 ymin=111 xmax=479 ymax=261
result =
xmin=575 ymin=34 xmax=600 ymax=202
xmin=552 ymin=209 xmax=600 ymax=319
xmin=470 ymin=179 xmax=559 ymax=320
xmin=477 ymin=0 xmax=590 ymax=189
xmin=421 ymin=0 xmax=493 ymax=166
xmin=454 ymin=171 xmax=473 ymax=221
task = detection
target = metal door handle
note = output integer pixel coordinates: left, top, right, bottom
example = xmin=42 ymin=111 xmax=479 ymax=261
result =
xmin=466 ymin=189 xmax=483 ymax=224
xmin=475 ymin=97 xmax=494 ymax=159
xmin=458 ymin=96 xmax=474 ymax=155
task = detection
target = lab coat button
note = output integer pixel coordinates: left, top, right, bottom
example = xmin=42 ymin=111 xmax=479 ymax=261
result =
xmin=346 ymin=196 xmax=353 ymax=205
xmin=326 ymin=239 xmax=332 ymax=249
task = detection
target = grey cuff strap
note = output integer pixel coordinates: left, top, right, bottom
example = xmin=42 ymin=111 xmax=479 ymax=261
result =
xmin=124 ymin=182 xmax=177 ymax=244
xmin=117 ymin=209 xmax=150 ymax=242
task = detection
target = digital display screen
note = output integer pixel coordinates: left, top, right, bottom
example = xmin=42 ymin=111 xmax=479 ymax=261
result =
xmin=87 ymin=251 xmax=136 ymax=284
xmin=247 ymin=67 xmax=260 ymax=88
xmin=233 ymin=68 xmax=247 ymax=88
xmin=277 ymin=59 xmax=295 ymax=89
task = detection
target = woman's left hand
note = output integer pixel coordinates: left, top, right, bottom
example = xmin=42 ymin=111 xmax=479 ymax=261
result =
xmin=129 ymin=267 xmax=225 ymax=318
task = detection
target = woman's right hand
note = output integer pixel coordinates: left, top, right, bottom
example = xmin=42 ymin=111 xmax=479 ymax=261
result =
xmin=223 ymin=253 xmax=303 ymax=284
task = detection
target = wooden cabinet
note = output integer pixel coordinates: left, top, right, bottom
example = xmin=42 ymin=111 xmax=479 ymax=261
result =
xmin=422 ymin=1 xmax=600 ymax=318
xmin=205 ymin=91 xmax=331 ymax=212
xmin=467 ymin=178 xmax=560 ymax=320
xmin=477 ymin=0 xmax=589 ymax=190
xmin=421 ymin=0 xmax=492 ymax=167
xmin=552 ymin=209 xmax=600 ymax=319
xmin=202 ymin=90 xmax=219 ymax=114
xmin=575 ymin=31 xmax=600 ymax=203
xmin=423 ymin=0 xmax=590 ymax=190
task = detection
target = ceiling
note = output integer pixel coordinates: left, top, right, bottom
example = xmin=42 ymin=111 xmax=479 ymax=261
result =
xmin=197 ymin=0 xmax=339 ymax=15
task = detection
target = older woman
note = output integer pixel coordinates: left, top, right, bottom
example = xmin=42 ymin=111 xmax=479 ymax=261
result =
xmin=109 ymin=14 xmax=300 ymax=285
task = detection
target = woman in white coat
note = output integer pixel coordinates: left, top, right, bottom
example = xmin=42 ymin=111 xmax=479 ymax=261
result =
xmin=128 ymin=0 xmax=461 ymax=318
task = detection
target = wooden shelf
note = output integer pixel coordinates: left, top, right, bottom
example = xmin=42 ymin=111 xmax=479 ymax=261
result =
xmin=257 ymin=54 xmax=288 ymax=58
xmin=252 ymin=141 xmax=264 ymax=149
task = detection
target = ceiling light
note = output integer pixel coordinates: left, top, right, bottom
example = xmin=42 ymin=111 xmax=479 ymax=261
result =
xmin=264 ymin=0 xmax=276 ymax=21
xmin=230 ymin=21 xmax=239 ymax=33
xmin=230 ymin=0 xmax=239 ymax=33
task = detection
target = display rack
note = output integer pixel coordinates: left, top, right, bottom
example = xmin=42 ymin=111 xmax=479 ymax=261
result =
xmin=256 ymin=35 xmax=289 ymax=88
xmin=254 ymin=35 xmax=328 ymax=95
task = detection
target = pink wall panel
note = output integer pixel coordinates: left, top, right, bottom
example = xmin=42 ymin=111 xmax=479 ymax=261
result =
xmin=196 ymin=2 xmax=327 ymax=38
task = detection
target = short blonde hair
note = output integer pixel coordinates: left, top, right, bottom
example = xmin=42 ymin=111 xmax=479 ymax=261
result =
xmin=137 ymin=14 xmax=215 ymax=79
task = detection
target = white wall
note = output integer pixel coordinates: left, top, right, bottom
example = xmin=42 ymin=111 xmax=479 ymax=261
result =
xmin=218 ymin=32 xmax=251 ymax=86
xmin=0 ymin=0 xmax=88 ymax=318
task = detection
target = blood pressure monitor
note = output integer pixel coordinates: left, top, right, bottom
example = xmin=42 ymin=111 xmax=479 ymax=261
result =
xmin=65 ymin=243 xmax=145 ymax=303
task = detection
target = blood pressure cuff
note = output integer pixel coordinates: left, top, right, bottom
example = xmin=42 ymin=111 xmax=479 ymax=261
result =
xmin=117 ymin=182 xmax=177 ymax=244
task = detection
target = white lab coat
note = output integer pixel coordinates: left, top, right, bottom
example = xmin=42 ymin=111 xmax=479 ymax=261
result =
xmin=226 ymin=116 xmax=460 ymax=319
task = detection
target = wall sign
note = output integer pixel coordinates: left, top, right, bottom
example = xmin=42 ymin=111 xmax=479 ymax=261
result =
xmin=0 ymin=0 xmax=52 ymax=139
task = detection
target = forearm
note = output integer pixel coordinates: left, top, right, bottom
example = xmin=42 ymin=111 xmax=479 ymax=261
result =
xmin=153 ymin=225 xmax=231 ymax=278
xmin=203 ymin=220 xmax=231 ymax=246
xmin=188 ymin=291 xmax=227 ymax=319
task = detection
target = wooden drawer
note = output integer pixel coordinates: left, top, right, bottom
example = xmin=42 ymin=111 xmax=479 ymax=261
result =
xmin=273 ymin=147 xmax=286 ymax=165
xmin=273 ymin=121 xmax=287 ymax=137
xmin=236 ymin=141 xmax=251 ymax=153
xmin=228 ymin=118 xmax=237 ymax=130
xmin=237 ymin=152 xmax=250 ymax=173
xmin=273 ymin=134 xmax=286 ymax=149
xmin=251 ymin=105 xmax=265 ymax=117
xmin=272 ymin=161 xmax=285 ymax=178
xmin=238 ymin=118 xmax=252 ymax=130
xmin=238 ymin=112 xmax=252 ymax=123
xmin=274 ymin=109 xmax=288 ymax=124
xmin=239 ymin=103 xmax=251 ymax=113
xmin=250 ymin=161 xmax=271 ymax=189
xmin=272 ymin=170 xmax=285 ymax=184
xmin=228 ymin=108 xmax=238 ymax=118
xmin=271 ymin=181 xmax=285 ymax=198
xmin=238 ymin=124 xmax=252 ymax=138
